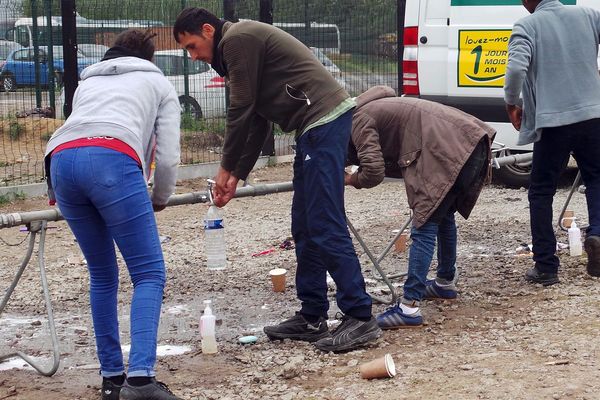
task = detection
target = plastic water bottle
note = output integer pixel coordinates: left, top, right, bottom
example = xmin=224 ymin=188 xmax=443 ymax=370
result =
xmin=569 ymin=219 xmax=583 ymax=257
xmin=204 ymin=205 xmax=226 ymax=270
xmin=200 ymin=300 xmax=218 ymax=354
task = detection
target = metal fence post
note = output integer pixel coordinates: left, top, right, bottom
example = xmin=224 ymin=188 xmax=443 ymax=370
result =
xmin=43 ymin=0 xmax=55 ymax=113
xmin=31 ymin=0 xmax=42 ymax=108
xmin=60 ymin=0 xmax=78 ymax=118
xmin=397 ymin=0 xmax=406 ymax=95
xmin=259 ymin=0 xmax=275 ymax=157
xmin=223 ymin=0 xmax=235 ymax=112
xmin=181 ymin=0 xmax=190 ymax=103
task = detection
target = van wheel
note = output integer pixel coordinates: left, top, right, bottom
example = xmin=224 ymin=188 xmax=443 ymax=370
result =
xmin=2 ymin=74 xmax=17 ymax=92
xmin=179 ymin=95 xmax=202 ymax=121
xmin=492 ymin=149 xmax=532 ymax=188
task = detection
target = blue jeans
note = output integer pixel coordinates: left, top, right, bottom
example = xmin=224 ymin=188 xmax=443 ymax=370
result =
xmin=403 ymin=213 xmax=457 ymax=303
xmin=529 ymin=118 xmax=600 ymax=273
xmin=292 ymin=110 xmax=372 ymax=319
xmin=402 ymin=139 xmax=487 ymax=303
xmin=50 ymin=147 xmax=165 ymax=378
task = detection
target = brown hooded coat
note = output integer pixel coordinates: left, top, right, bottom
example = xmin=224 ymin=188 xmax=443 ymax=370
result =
xmin=347 ymin=86 xmax=496 ymax=228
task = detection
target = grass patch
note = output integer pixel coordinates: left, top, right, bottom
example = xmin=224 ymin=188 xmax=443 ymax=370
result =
xmin=181 ymin=113 xmax=226 ymax=134
xmin=0 ymin=191 xmax=26 ymax=206
xmin=8 ymin=117 xmax=25 ymax=141
xmin=0 ymin=115 xmax=26 ymax=141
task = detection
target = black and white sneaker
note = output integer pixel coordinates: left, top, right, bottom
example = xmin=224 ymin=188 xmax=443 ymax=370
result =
xmin=119 ymin=378 xmax=182 ymax=400
xmin=314 ymin=314 xmax=381 ymax=353
xmin=101 ymin=379 xmax=122 ymax=400
xmin=264 ymin=312 xmax=330 ymax=342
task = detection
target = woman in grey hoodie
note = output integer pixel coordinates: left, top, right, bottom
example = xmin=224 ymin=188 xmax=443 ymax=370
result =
xmin=44 ymin=29 xmax=181 ymax=400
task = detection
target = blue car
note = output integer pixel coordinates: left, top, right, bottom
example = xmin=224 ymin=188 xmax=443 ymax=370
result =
xmin=0 ymin=46 xmax=97 ymax=92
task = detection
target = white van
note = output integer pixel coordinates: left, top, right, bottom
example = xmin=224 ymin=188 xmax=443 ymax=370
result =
xmin=402 ymin=0 xmax=599 ymax=187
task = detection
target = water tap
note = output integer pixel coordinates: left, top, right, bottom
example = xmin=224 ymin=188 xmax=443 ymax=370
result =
xmin=207 ymin=179 xmax=215 ymax=205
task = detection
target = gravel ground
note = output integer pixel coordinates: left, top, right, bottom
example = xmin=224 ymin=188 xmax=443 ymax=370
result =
xmin=1 ymin=163 xmax=599 ymax=400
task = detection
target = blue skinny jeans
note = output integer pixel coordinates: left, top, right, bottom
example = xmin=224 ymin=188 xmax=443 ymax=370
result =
xmin=402 ymin=213 xmax=457 ymax=303
xmin=50 ymin=147 xmax=165 ymax=378
xmin=402 ymin=138 xmax=487 ymax=304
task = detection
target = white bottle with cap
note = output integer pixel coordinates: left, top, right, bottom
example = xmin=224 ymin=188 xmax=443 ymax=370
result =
xmin=200 ymin=300 xmax=218 ymax=354
xmin=568 ymin=219 xmax=583 ymax=257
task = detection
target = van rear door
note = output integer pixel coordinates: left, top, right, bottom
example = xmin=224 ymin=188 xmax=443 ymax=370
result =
xmin=445 ymin=1 xmax=528 ymax=122
xmin=413 ymin=1 xmax=450 ymax=97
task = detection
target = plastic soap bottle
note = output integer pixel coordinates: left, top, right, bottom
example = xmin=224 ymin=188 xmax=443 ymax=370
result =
xmin=204 ymin=205 xmax=227 ymax=270
xmin=568 ymin=219 xmax=583 ymax=257
xmin=200 ymin=300 xmax=218 ymax=354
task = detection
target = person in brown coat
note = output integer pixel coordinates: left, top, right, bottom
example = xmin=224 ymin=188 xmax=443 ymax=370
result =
xmin=345 ymin=86 xmax=495 ymax=329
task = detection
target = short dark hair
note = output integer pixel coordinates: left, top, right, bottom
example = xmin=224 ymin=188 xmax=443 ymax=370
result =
xmin=113 ymin=28 xmax=157 ymax=61
xmin=173 ymin=7 xmax=221 ymax=42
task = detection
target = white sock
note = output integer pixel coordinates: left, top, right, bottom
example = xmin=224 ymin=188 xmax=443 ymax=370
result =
xmin=399 ymin=302 xmax=420 ymax=315
xmin=435 ymin=278 xmax=454 ymax=287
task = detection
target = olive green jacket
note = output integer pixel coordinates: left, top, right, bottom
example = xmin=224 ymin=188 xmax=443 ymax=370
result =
xmin=218 ymin=21 xmax=348 ymax=179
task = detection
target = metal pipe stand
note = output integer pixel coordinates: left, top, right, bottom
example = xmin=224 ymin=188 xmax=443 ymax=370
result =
xmin=0 ymin=220 xmax=60 ymax=376
xmin=347 ymin=216 xmax=413 ymax=305
xmin=558 ymin=170 xmax=586 ymax=231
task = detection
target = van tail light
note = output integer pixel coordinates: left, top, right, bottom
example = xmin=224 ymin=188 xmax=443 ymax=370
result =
xmin=402 ymin=26 xmax=419 ymax=95
xmin=205 ymin=76 xmax=225 ymax=89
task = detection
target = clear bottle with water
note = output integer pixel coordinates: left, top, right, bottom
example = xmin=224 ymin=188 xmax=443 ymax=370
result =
xmin=204 ymin=204 xmax=226 ymax=269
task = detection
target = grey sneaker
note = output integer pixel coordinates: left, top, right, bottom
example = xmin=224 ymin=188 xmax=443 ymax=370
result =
xmin=119 ymin=378 xmax=182 ymax=400
xmin=314 ymin=314 xmax=381 ymax=353
xmin=264 ymin=312 xmax=330 ymax=342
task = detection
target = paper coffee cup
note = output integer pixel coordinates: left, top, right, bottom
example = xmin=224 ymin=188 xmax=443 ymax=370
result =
xmin=563 ymin=210 xmax=574 ymax=228
xmin=394 ymin=232 xmax=409 ymax=253
xmin=359 ymin=353 xmax=396 ymax=379
xmin=269 ymin=268 xmax=287 ymax=292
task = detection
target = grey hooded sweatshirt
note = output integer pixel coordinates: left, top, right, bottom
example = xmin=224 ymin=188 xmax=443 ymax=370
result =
xmin=45 ymin=56 xmax=180 ymax=205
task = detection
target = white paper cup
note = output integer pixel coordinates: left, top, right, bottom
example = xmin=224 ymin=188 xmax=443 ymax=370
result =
xmin=394 ymin=232 xmax=409 ymax=253
xmin=359 ymin=353 xmax=396 ymax=379
xmin=269 ymin=268 xmax=287 ymax=292
xmin=563 ymin=210 xmax=575 ymax=228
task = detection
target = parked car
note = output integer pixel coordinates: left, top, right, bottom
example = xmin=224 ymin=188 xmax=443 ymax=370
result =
xmin=77 ymin=43 xmax=109 ymax=62
xmin=309 ymin=46 xmax=346 ymax=89
xmin=0 ymin=39 xmax=22 ymax=69
xmin=153 ymin=49 xmax=226 ymax=119
xmin=0 ymin=45 xmax=97 ymax=92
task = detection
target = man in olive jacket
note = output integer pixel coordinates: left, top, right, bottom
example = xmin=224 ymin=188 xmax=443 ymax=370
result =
xmin=173 ymin=8 xmax=381 ymax=352
xmin=346 ymin=86 xmax=495 ymax=329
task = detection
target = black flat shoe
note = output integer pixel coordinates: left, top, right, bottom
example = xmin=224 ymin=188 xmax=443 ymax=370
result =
xmin=524 ymin=266 xmax=559 ymax=286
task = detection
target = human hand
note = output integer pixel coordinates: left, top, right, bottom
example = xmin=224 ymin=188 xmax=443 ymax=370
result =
xmin=505 ymin=104 xmax=522 ymax=131
xmin=153 ymin=203 xmax=167 ymax=212
xmin=344 ymin=172 xmax=353 ymax=186
xmin=213 ymin=167 xmax=239 ymax=207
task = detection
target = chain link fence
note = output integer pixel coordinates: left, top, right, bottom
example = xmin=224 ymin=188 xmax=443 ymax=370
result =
xmin=0 ymin=0 xmax=398 ymax=187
